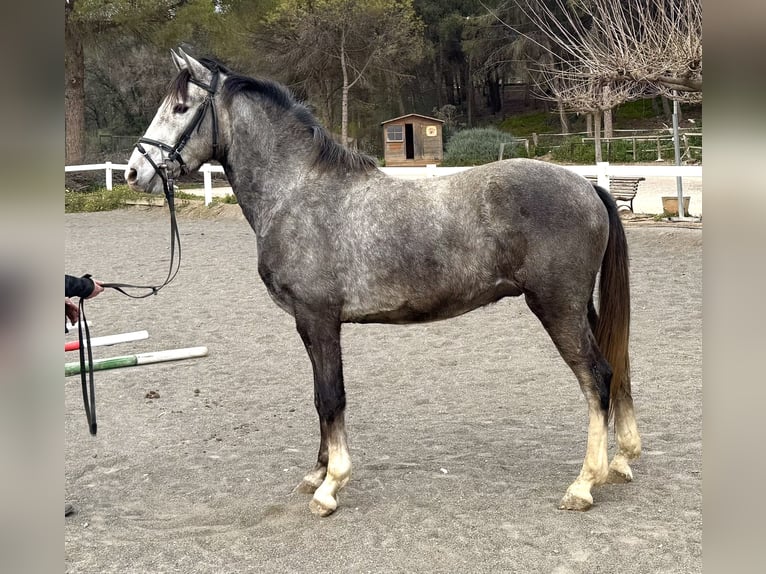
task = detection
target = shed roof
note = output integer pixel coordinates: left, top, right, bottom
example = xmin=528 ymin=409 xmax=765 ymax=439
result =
xmin=381 ymin=113 xmax=444 ymax=125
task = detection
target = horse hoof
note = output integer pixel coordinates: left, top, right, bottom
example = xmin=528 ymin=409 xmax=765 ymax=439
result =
xmin=309 ymin=493 xmax=337 ymax=517
xmin=294 ymin=479 xmax=321 ymax=494
xmin=559 ymin=490 xmax=593 ymax=511
xmin=607 ymin=457 xmax=634 ymax=484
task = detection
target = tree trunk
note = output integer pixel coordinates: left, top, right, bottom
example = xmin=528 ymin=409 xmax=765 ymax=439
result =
xmin=434 ymin=57 xmax=443 ymax=109
xmin=487 ymin=71 xmax=501 ymax=114
xmin=593 ymin=112 xmax=602 ymax=162
xmin=340 ymin=34 xmax=349 ymax=148
xmin=558 ymin=100 xmax=569 ymax=134
xmin=603 ymin=107 xmax=613 ymax=138
xmin=602 ymin=86 xmax=613 ymax=138
xmin=661 ymin=95 xmax=672 ymax=121
xmin=586 ymin=113 xmax=593 ymax=136
xmin=65 ymin=9 xmax=86 ymax=164
xmin=466 ymin=59 xmax=473 ymax=128
xmin=397 ymin=88 xmax=406 ymax=116
xmin=651 ymin=96 xmax=661 ymax=116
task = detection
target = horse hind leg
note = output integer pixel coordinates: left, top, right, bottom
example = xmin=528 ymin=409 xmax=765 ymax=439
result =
xmin=586 ymin=294 xmax=642 ymax=484
xmin=607 ymin=378 xmax=641 ymax=483
xmin=294 ymin=310 xmax=351 ymax=516
xmin=526 ymin=294 xmax=611 ymax=510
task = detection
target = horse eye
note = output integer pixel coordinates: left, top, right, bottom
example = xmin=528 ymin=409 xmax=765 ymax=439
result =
xmin=173 ymin=103 xmax=189 ymax=114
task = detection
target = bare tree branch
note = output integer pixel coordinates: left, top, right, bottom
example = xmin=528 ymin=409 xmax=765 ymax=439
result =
xmin=483 ymin=0 xmax=702 ymax=104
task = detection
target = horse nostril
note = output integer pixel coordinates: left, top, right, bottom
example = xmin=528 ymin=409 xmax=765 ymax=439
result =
xmin=127 ymin=168 xmax=138 ymax=183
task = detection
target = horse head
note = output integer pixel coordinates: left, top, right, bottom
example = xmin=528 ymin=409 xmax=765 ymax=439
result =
xmin=126 ymin=49 xmax=225 ymax=194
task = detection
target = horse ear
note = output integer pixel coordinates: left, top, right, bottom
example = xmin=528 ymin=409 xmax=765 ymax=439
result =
xmin=170 ymin=49 xmax=186 ymax=72
xmin=177 ymin=47 xmax=208 ymax=82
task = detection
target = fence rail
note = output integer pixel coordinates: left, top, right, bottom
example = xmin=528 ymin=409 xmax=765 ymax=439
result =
xmin=65 ymin=162 xmax=129 ymax=190
xmin=65 ymin=161 xmax=702 ymax=206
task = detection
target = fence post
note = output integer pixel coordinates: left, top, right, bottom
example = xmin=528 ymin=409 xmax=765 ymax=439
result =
xmin=203 ymin=164 xmax=212 ymax=206
xmin=498 ymin=142 xmax=505 ymax=161
xmin=105 ymin=161 xmax=113 ymax=190
xmin=596 ymin=161 xmax=609 ymax=190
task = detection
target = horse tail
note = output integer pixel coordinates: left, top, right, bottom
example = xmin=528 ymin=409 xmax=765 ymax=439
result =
xmin=592 ymin=185 xmax=631 ymax=419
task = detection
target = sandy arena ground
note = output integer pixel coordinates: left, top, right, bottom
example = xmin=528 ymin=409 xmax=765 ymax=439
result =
xmin=65 ymin=205 xmax=701 ymax=573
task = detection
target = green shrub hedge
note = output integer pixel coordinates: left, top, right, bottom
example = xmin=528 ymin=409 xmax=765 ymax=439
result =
xmin=442 ymin=127 xmax=521 ymax=166
xmin=65 ymin=185 xmax=202 ymax=213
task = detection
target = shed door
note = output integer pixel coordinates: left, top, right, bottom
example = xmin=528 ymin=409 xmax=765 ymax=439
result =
xmin=405 ymin=123 xmax=415 ymax=160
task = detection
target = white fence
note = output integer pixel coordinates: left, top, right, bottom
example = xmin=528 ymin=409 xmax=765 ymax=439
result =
xmin=65 ymin=161 xmax=702 ymax=206
xmin=65 ymin=162 xmax=129 ymax=191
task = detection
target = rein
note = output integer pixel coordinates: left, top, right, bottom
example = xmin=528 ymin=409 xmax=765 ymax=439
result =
xmin=73 ymin=66 xmax=221 ymax=435
xmin=100 ymin=171 xmax=181 ymax=299
xmin=102 ymin=66 xmax=220 ymax=299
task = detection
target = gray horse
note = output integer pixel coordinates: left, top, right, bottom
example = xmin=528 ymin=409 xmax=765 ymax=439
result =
xmin=126 ymin=49 xmax=641 ymax=516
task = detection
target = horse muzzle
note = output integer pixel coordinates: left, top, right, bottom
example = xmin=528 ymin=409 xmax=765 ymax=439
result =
xmin=125 ymin=149 xmax=180 ymax=194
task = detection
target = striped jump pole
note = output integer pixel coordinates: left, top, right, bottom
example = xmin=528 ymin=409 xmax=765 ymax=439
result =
xmin=65 ymin=320 xmax=93 ymax=332
xmin=65 ymin=346 xmax=208 ymax=377
xmin=65 ymin=330 xmax=149 ymax=352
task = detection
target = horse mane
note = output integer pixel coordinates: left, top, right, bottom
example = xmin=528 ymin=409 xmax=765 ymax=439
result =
xmin=170 ymin=58 xmax=378 ymax=174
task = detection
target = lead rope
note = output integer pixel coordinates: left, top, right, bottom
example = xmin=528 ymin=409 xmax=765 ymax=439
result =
xmin=74 ymin=65 xmax=220 ymax=433
xmin=74 ymin=167 xmax=181 ymax=435
xmin=76 ymin=295 xmax=97 ymax=435
xmin=101 ymin=165 xmax=181 ymax=299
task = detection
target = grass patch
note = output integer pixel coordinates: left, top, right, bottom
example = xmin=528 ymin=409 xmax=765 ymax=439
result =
xmin=65 ymin=185 xmax=202 ymax=213
xmin=211 ymin=193 xmax=238 ymax=204
xmin=499 ymin=111 xmax=556 ymax=138
xmin=616 ymin=99 xmax=659 ymax=121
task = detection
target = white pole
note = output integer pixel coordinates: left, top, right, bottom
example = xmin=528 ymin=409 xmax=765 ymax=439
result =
xmin=672 ymin=98 xmax=686 ymax=219
xmin=65 ymin=320 xmax=93 ymax=332
xmin=106 ymin=161 xmax=113 ymax=190
xmin=203 ymin=166 xmax=213 ymax=206
xmin=596 ymin=161 xmax=609 ymax=190
xmin=65 ymin=330 xmax=149 ymax=352
xmin=134 ymin=346 xmax=209 ymax=365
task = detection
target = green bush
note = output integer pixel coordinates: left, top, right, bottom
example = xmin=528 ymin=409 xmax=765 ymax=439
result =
xmin=549 ymin=136 xmax=685 ymax=163
xmin=64 ymin=185 xmax=203 ymax=213
xmin=441 ymin=127 xmax=521 ymax=166
xmin=498 ymin=111 xmax=556 ymax=138
xmin=212 ymin=193 xmax=238 ymax=204
xmin=551 ymin=137 xmax=596 ymax=163
xmin=615 ymin=99 xmax=659 ymax=121
xmin=65 ymin=185 xmax=143 ymax=212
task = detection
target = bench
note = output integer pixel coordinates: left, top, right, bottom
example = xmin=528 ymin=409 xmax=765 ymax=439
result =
xmin=585 ymin=176 xmax=645 ymax=212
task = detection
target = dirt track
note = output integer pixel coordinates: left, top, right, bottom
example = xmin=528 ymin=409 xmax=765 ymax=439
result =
xmin=65 ymin=207 xmax=702 ymax=573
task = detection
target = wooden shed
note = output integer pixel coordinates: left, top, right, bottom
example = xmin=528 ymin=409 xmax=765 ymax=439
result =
xmin=381 ymin=114 xmax=444 ymax=166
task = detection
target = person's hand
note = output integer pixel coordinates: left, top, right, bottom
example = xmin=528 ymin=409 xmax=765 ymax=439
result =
xmin=87 ymin=279 xmax=105 ymax=299
xmin=65 ymin=297 xmax=79 ymax=324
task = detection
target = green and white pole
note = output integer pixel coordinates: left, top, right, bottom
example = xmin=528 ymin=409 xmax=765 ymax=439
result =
xmin=65 ymin=346 xmax=208 ymax=377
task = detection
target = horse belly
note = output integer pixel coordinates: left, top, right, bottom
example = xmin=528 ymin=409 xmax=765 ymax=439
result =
xmin=341 ymin=277 xmax=522 ymax=324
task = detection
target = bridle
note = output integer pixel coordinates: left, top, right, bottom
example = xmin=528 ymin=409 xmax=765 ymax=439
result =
xmin=73 ymin=65 xmax=221 ymax=436
xmin=134 ymin=66 xmax=221 ymax=187
xmin=103 ymin=65 xmax=222 ymax=300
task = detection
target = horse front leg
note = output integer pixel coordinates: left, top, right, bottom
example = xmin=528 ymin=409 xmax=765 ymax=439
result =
xmin=294 ymin=419 xmax=329 ymax=494
xmin=295 ymin=310 xmax=351 ymax=517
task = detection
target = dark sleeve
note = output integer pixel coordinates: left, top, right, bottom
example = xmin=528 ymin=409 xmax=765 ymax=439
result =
xmin=65 ymin=274 xmax=94 ymax=298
